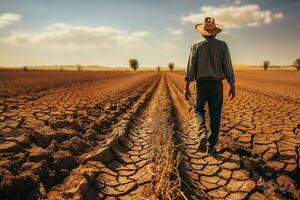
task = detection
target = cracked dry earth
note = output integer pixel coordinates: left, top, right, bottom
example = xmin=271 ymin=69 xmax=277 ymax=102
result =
xmin=0 ymin=70 xmax=299 ymax=200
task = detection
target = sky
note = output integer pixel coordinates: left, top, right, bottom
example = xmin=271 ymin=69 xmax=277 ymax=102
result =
xmin=0 ymin=0 xmax=299 ymax=67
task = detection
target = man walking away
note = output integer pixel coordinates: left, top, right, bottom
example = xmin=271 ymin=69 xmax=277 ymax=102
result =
xmin=184 ymin=17 xmax=236 ymax=155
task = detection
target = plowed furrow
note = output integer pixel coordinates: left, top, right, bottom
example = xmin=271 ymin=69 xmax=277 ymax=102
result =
xmin=47 ymin=74 xmax=183 ymax=200
xmin=0 ymin=73 xmax=157 ymax=137
xmin=0 ymin=72 xmax=131 ymax=98
xmin=166 ymin=74 xmax=257 ymax=200
xmin=93 ymin=114 xmax=155 ymax=199
xmin=168 ymin=72 xmax=300 ymax=199
xmin=46 ymin=78 xmax=159 ymax=199
xmin=79 ymin=76 xmax=160 ymax=164
xmin=0 ymin=73 xmax=161 ymax=200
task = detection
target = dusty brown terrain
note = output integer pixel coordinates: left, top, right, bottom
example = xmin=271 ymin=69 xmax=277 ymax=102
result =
xmin=0 ymin=70 xmax=299 ymax=200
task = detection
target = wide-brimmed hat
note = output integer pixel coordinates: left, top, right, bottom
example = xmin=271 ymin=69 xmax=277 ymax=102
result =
xmin=195 ymin=17 xmax=223 ymax=36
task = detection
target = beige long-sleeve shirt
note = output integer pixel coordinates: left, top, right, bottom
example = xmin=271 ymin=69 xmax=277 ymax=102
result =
xmin=184 ymin=37 xmax=235 ymax=85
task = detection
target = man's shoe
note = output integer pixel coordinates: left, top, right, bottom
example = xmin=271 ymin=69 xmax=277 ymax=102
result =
xmin=207 ymin=145 xmax=216 ymax=155
xmin=198 ymin=131 xmax=208 ymax=153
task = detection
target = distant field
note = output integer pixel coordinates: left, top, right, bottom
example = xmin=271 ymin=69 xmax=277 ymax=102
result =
xmin=0 ymin=64 xmax=298 ymax=72
xmin=0 ymin=70 xmax=299 ymax=199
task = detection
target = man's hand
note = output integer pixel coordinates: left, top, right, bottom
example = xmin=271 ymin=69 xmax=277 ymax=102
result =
xmin=184 ymin=81 xmax=191 ymax=100
xmin=184 ymin=87 xmax=191 ymax=100
xmin=229 ymin=85 xmax=236 ymax=100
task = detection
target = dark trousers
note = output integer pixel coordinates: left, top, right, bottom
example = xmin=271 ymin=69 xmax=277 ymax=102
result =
xmin=194 ymin=80 xmax=223 ymax=147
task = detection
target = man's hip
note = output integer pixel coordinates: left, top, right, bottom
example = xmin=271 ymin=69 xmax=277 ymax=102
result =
xmin=195 ymin=79 xmax=223 ymax=96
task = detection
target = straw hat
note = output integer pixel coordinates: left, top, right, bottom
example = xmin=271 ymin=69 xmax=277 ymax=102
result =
xmin=195 ymin=17 xmax=223 ymax=36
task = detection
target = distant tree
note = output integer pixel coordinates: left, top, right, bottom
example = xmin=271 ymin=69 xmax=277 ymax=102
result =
xmin=129 ymin=59 xmax=139 ymax=71
xmin=263 ymin=61 xmax=270 ymax=71
xmin=60 ymin=66 xmax=63 ymax=72
xmin=293 ymin=58 xmax=300 ymax=71
xmin=23 ymin=66 xmax=28 ymax=72
xmin=77 ymin=64 xmax=82 ymax=72
xmin=157 ymin=65 xmax=160 ymax=72
xmin=168 ymin=63 xmax=174 ymax=71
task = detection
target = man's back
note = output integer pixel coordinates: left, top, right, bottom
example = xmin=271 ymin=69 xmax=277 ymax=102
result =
xmin=185 ymin=37 xmax=235 ymax=86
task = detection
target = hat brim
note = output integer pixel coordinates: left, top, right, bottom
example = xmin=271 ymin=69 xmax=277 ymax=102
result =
xmin=195 ymin=23 xmax=223 ymax=36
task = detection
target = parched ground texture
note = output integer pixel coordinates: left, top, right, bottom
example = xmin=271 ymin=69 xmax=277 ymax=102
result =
xmin=0 ymin=70 xmax=299 ymax=200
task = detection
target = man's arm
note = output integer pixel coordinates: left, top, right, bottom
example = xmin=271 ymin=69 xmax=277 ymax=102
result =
xmin=184 ymin=44 xmax=197 ymax=82
xmin=223 ymin=43 xmax=236 ymax=100
xmin=184 ymin=44 xmax=197 ymax=100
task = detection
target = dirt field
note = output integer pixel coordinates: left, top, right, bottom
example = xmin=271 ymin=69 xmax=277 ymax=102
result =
xmin=0 ymin=70 xmax=299 ymax=200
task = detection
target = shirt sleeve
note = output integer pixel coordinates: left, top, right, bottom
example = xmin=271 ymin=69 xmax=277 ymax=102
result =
xmin=222 ymin=43 xmax=235 ymax=85
xmin=184 ymin=44 xmax=197 ymax=82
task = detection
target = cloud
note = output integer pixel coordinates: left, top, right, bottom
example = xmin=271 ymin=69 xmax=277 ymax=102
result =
xmin=233 ymin=0 xmax=241 ymax=5
xmin=182 ymin=4 xmax=283 ymax=28
xmin=3 ymin=23 xmax=149 ymax=49
xmin=273 ymin=12 xmax=283 ymax=19
xmin=0 ymin=13 xmax=22 ymax=28
xmin=160 ymin=28 xmax=184 ymax=52
xmin=166 ymin=28 xmax=183 ymax=36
